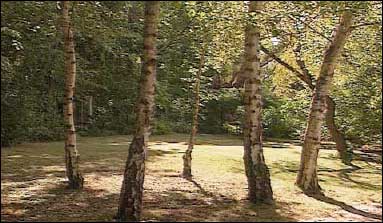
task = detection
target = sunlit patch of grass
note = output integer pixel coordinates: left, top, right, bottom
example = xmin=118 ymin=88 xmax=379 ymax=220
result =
xmin=1 ymin=134 xmax=382 ymax=222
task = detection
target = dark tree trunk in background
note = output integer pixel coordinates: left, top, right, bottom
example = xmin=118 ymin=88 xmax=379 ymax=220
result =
xmin=325 ymin=96 xmax=350 ymax=164
xmin=116 ymin=1 xmax=160 ymax=222
xmin=242 ymin=1 xmax=273 ymax=204
xmin=62 ymin=0 xmax=84 ymax=189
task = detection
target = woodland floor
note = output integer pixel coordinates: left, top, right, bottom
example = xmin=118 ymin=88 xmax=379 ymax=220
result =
xmin=1 ymin=134 xmax=382 ymax=222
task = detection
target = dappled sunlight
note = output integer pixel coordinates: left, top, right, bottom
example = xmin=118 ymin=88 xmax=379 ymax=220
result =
xmin=1 ymin=134 xmax=382 ymax=221
xmin=149 ymin=142 xmax=187 ymax=151
xmin=151 ymin=141 xmax=188 ymax=146
xmin=107 ymin=142 xmax=130 ymax=146
xmin=5 ymin=155 xmax=23 ymax=158
xmin=85 ymin=173 xmax=122 ymax=194
xmin=40 ymin=165 xmax=65 ymax=172
xmin=1 ymin=0 xmax=381 ymax=221
xmin=264 ymin=142 xmax=298 ymax=149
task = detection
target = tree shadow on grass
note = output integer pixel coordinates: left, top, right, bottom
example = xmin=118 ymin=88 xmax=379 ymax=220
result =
xmin=3 ymin=174 xmax=296 ymax=222
xmin=321 ymin=149 xmax=382 ymax=167
xmin=269 ymin=160 xmax=343 ymax=175
xmin=186 ymin=177 xmax=232 ymax=200
xmin=1 ymin=145 xmax=180 ymax=182
xmin=171 ymin=177 xmax=298 ymax=222
xmin=263 ymin=141 xmax=301 ymax=149
xmin=269 ymin=160 xmax=381 ymax=191
xmin=353 ymin=151 xmax=382 ymax=164
xmin=235 ymin=201 xmax=298 ymax=222
xmin=310 ymin=194 xmax=382 ymax=221
xmin=317 ymin=156 xmax=381 ymax=191
xmin=269 ymin=160 xmax=373 ymax=175
xmin=144 ymin=191 xmax=297 ymax=222
xmin=269 ymin=160 xmax=299 ymax=174
xmin=2 ymin=182 xmax=120 ymax=222
xmin=337 ymin=163 xmax=381 ymax=191
xmin=150 ymin=148 xmax=180 ymax=156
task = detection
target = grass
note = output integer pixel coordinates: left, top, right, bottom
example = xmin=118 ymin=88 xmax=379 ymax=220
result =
xmin=1 ymin=134 xmax=382 ymax=222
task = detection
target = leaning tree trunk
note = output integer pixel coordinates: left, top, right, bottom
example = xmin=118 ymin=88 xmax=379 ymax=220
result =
xmin=116 ymin=2 xmax=160 ymax=222
xmin=325 ymin=96 xmax=349 ymax=164
xmin=242 ymin=1 xmax=273 ymax=204
xmin=295 ymin=43 xmax=349 ymax=164
xmin=62 ymin=0 xmax=84 ymax=189
xmin=261 ymin=44 xmax=349 ymax=162
xmin=182 ymin=47 xmax=205 ymax=178
xmin=296 ymin=10 xmax=353 ymax=194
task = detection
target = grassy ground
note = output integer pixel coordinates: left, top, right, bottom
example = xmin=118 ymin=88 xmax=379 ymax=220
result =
xmin=1 ymin=134 xmax=382 ymax=222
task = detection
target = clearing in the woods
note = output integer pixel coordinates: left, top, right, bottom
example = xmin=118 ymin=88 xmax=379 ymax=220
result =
xmin=1 ymin=134 xmax=382 ymax=222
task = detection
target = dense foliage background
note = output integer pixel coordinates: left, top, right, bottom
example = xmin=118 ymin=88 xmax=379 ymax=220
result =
xmin=1 ymin=1 xmax=381 ymax=147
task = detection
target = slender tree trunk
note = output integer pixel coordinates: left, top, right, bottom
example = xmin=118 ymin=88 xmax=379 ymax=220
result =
xmin=62 ymin=0 xmax=84 ymax=189
xmin=116 ymin=2 xmax=160 ymax=221
xmin=242 ymin=1 xmax=273 ymax=204
xmin=89 ymin=96 xmax=93 ymax=117
xmin=295 ymin=44 xmax=349 ymax=164
xmin=81 ymin=99 xmax=84 ymax=128
xmin=325 ymin=96 xmax=350 ymax=164
xmin=182 ymin=47 xmax=205 ymax=178
xmin=88 ymin=95 xmax=93 ymax=124
xmin=296 ymin=10 xmax=353 ymax=194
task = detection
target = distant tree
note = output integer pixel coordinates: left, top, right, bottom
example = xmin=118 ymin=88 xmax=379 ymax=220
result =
xmin=183 ymin=45 xmax=205 ymax=178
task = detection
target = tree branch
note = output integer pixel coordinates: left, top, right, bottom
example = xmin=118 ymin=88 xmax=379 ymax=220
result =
xmin=293 ymin=42 xmax=315 ymax=89
xmin=287 ymin=15 xmax=332 ymax=42
xmin=351 ymin=21 xmax=381 ymax=30
xmin=158 ymin=13 xmax=199 ymax=52
xmin=260 ymin=43 xmax=315 ymax=90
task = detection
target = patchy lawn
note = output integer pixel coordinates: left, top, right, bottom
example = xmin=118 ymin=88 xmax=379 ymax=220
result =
xmin=1 ymin=134 xmax=382 ymax=222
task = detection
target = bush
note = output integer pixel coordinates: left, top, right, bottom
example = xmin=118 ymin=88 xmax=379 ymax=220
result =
xmin=172 ymin=121 xmax=191 ymax=134
xmin=27 ymin=126 xmax=65 ymax=142
xmin=223 ymin=122 xmax=242 ymax=135
xmin=152 ymin=119 xmax=173 ymax=135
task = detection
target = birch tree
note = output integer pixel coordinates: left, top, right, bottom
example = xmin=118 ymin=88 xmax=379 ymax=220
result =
xmin=296 ymin=9 xmax=354 ymax=194
xmin=116 ymin=1 xmax=160 ymax=221
xmin=242 ymin=1 xmax=273 ymax=204
xmin=62 ymin=0 xmax=84 ymax=189
xmin=182 ymin=46 xmax=205 ymax=178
